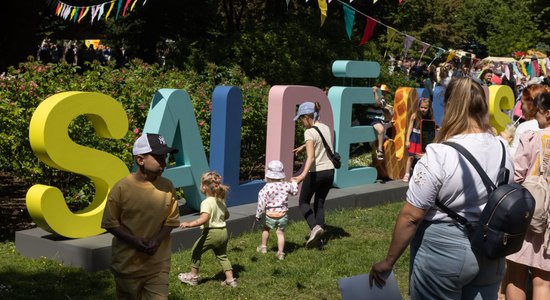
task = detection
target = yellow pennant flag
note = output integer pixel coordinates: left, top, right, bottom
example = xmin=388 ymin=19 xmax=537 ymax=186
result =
xmin=541 ymin=59 xmax=547 ymax=76
xmin=130 ymin=0 xmax=139 ymax=11
xmin=105 ymin=1 xmax=115 ymax=20
xmin=318 ymin=0 xmax=327 ymax=27
xmin=520 ymin=61 xmax=528 ymax=76
xmin=445 ymin=50 xmax=456 ymax=63
xmin=70 ymin=7 xmax=77 ymax=20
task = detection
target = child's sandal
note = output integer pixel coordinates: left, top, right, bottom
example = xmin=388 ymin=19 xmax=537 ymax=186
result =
xmin=221 ymin=279 xmax=237 ymax=288
xmin=178 ymin=272 xmax=199 ymax=286
xmin=376 ymin=150 xmax=384 ymax=160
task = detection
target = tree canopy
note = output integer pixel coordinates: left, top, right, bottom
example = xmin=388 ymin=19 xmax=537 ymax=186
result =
xmin=1 ymin=0 xmax=549 ymax=84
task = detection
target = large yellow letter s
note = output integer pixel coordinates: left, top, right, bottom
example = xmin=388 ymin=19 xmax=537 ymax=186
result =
xmin=27 ymin=92 xmax=129 ymax=238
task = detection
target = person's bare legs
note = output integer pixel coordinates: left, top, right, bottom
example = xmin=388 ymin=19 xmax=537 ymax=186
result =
xmin=532 ymin=268 xmax=550 ymax=300
xmin=261 ymin=226 xmax=269 ymax=249
xmin=505 ymin=260 xmax=529 ymax=300
xmin=498 ymin=266 xmax=507 ymax=300
xmin=373 ymin=123 xmax=385 ymax=153
xmin=224 ymin=270 xmax=234 ymax=282
xmin=276 ymin=229 xmax=285 ymax=255
xmin=403 ymin=155 xmax=412 ymax=181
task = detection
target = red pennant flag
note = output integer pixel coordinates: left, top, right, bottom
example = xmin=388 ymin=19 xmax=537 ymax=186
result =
xmin=359 ymin=17 xmax=377 ymax=46
xmin=122 ymin=0 xmax=132 ymax=16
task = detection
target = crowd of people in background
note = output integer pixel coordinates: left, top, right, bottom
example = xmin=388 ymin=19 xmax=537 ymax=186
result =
xmin=36 ymin=38 xmax=127 ymax=72
xmin=387 ymin=53 xmax=550 ymax=105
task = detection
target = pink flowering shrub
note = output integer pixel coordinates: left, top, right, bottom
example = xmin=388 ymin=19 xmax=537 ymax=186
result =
xmin=0 ymin=59 xmax=269 ymax=206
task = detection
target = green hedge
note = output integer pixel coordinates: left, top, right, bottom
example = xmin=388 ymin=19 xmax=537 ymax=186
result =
xmin=0 ymin=59 xmax=269 ymax=206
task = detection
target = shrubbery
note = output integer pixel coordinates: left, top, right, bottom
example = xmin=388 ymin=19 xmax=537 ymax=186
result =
xmin=0 ymin=59 xmax=269 ymax=206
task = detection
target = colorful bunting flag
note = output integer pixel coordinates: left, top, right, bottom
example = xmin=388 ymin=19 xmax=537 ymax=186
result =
xmin=402 ymin=35 xmax=414 ymax=58
xmin=123 ymin=0 xmax=132 ymax=16
xmin=91 ymin=5 xmax=100 ymax=24
xmin=428 ymin=48 xmax=446 ymax=67
xmin=343 ymin=5 xmax=355 ymax=40
xmin=359 ymin=17 xmax=377 ymax=45
xmin=77 ymin=7 xmax=89 ymax=23
xmin=519 ymin=62 xmax=529 ymax=76
xmin=504 ymin=64 xmax=511 ymax=80
xmin=386 ymin=28 xmax=397 ymax=44
xmin=445 ymin=50 xmax=455 ymax=63
xmin=105 ymin=1 xmax=115 ymax=20
xmin=419 ymin=42 xmax=430 ymax=61
xmin=98 ymin=4 xmax=106 ymax=20
xmin=318 ymin=0 xmax=328 ymax=27
xmin=116 ymin=0 xmax=123 ymax=19
xmin=383 ymin=27 xmax=397 ymax=58
xmin=532 ymin=59 xmax=540 ymax=77
xmin=131 ymin=0 xmax=139 ymax=11
xmin=512 ymin=63 xmax=523 ymax=79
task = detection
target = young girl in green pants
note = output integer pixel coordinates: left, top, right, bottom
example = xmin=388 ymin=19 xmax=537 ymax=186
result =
xmin=178 ymin=171 xmax=237 ymax=288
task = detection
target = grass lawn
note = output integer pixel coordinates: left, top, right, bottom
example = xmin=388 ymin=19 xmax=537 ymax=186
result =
xmin=0 ymin=201 xmax=409 ymax=299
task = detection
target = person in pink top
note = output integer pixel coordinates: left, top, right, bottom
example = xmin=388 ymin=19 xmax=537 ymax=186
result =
xmin=506 ymin=91 xmax=550 ymax=300
xmin=255 ymin=160 xmax=298 ymax=260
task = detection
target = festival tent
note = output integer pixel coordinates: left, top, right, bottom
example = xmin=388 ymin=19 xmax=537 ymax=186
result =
xmin=526 ymin=49 xmax=547 ymax=59
xmin=481 ymin=56 xmax=517 ymax=63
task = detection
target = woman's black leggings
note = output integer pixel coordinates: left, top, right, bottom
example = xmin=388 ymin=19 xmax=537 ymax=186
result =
xmin=298 ymin=169 xmax=334 ymax=230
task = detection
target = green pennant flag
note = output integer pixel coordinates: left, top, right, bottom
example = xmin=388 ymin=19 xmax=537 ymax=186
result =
xmin=343 ymin=5 xmax=355 ymax=40
xmin=116 ymin=0 xmax=123 ymax=19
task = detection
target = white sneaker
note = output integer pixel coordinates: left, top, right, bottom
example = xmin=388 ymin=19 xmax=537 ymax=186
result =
xmin=306 ymin=225 xmax=324 ymax=248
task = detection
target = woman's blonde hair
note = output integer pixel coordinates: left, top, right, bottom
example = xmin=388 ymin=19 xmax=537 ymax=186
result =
xmin=201 ymin=171 xmax=229 ymax=201
xmin=435 ymin=77 xmax=490 ymax=143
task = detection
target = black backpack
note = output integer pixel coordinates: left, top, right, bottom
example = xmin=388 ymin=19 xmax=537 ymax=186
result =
xmin=435 ymin=141 xmax=535 ymax=259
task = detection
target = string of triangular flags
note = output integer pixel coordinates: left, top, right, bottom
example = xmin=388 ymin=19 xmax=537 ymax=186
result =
xmin=311 ymin=0 xmax=458 ymax=66
xmin=314 ymin=0 xmax=404 ymax=27
xmin=46 ymin=0 xmax=148 ymax=24
xmin=336 ymin=0 xmax=449 ymax=62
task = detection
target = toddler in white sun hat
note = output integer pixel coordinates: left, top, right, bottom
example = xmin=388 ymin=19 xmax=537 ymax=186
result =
xmin=255 ymin=160 xmax=298 ymax=260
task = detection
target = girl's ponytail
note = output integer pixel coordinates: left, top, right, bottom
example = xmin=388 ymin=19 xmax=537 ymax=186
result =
xmin=201 ymin=171 xmax=229 ymax=201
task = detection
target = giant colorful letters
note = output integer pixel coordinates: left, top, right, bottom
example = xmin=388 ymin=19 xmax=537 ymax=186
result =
xmin=26 ymin=61 xmax=516 ymax=238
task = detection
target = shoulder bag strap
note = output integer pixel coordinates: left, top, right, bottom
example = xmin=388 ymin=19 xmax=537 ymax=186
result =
xmin=312 ymin=126 xmax=335 ymax=157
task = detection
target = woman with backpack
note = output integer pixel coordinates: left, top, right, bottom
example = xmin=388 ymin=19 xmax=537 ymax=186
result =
xmin=369 ymin=77 xmax=514 ymax=299
xmin=506 ymin=90 xmax=550 ymax=300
